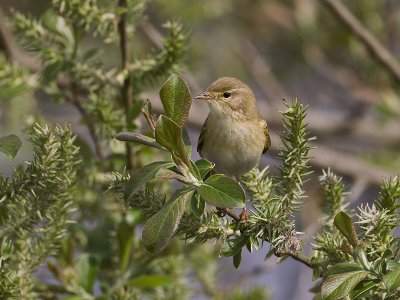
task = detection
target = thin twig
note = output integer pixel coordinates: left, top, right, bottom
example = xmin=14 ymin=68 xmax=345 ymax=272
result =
xmin=62 ymin=84 xmax=105 ymax=161
xmin=288 ymin=252 xmax=313 ymax=269
xmin=321 ymin=0 xmax=400 ymax=85
xmin=118 ymin=0 xmax=134 ymax=170
xmin=73 ymin=101 xmax=105 ymax=160
xmin=275 ymin=246 xmax=313 ymax=269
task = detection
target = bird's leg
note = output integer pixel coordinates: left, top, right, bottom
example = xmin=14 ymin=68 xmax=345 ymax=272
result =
xmin=239 ymin=207 xmax=249 ymax=221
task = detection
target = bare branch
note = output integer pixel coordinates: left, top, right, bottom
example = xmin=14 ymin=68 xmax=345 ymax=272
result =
xmin=118 ymin=0 xmax=134 ymax=170
xmin=61 ymin=83 xmax=106 ymax=161
xmin=321 ymin=0 xmax=400 ymax=85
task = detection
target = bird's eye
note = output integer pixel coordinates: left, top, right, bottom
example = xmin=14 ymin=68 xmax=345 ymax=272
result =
xmin=223 ymin=92 xmax=231 ymax=98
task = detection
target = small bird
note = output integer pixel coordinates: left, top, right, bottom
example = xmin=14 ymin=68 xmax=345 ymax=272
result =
xmin=196 ymin=77 xmax=270 ymax=212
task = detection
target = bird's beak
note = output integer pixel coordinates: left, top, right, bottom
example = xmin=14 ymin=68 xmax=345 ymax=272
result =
xmin=195 ymin=93 xmax=213 ymax=101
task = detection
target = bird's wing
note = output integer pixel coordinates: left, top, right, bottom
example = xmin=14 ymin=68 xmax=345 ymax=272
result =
xmin=197 ymin=116 xmax=209 ymax=156
xmin=262 ymin=120 xmax=271 ymax=154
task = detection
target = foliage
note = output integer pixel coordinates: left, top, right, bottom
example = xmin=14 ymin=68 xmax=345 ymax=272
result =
xmin=311 ymin=173 xmax=400 ymax=299
xmin=118 ymin=74 xmax=399 ymax=300
xmin=0 ymin=55 xmax=36 ymax=100
xmin=0 ymin=1 xmax=399 ymax=299
xmin=0 ymin=1 xmax=269 ymax=299
xmin=0 ymin=124 xmax=80 ymax=299
xmin=0 ymin=134 xmax=22 ymax=159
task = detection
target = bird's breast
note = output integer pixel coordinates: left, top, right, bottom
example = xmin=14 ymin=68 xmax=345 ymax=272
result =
xmin=200 ymin=115 xmax=265 ymax=177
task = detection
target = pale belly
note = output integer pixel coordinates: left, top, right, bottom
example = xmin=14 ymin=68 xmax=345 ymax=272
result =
xmin=200 ymin=119 xmax=265 ymax=178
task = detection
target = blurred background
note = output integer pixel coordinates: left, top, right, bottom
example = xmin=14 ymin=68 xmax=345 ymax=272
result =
xmin=1 ymin=0 xmax=400 ymax=299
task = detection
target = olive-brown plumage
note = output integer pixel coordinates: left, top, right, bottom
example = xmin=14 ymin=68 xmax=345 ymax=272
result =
xmin=196 ymin=77 xmax=270 ymax=178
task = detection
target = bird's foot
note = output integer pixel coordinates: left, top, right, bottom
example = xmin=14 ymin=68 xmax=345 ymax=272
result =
xmin=239 ymin=207 xmax=249 ymax=221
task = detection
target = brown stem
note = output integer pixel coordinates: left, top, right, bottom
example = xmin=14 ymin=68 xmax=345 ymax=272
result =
xmin=275 ymin=249 xmax=313 ymax=269
xmin=142 ymin=110 xmax=156 ymax=133
xmin=118 ymin=0 xmax=134 ymax=170
xmin=63 ymin=86 xmax=105 ymax=161
xmin=321 ymin=0 xmax=400 ymax=85
xmin=286 ymin=252 xmax=313 ymax=269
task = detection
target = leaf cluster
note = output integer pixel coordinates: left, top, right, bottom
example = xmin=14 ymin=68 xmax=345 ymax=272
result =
xmin=0 ymin=55 xmax=36 ymax=100
xmin=0 ymin=124 xmax=80 ymax=299
xmin=312 ymin=173 xmax=400 ymax=299
xmin=240 ymin=100 xmax=314 ymax=258
xmin=2 ymin=1 xmax=243 ymax=298
xmin=9 ymin=0 xmax=188 ymax=146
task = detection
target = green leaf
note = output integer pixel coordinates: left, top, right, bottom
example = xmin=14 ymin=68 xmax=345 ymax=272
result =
xmin=0 ymin=82 xmax=29 ymax=100
xmin=142 ymin=189 xmax=193 ymax=253
xmin=0 ymin=134 xmax=22 ymax=159
xmin=383 ymin=266 xmax=400 ymax=293
xmin=159 ymin=74 xmax=191 ymax=127
xmin=349 ymin=280 xmax=379 ymax=299
xmin=76 ymin=254 xmax=98 ymax=293
xmin=128 ymin=275 xmax=171 ymax=288
xmin=155 ymin=115 xmax=190 ymax=166
xmin=125 ymin=161 xmax=174 ymax=201
xmin=387 ymin=260 xmax=400 ymax=271
xmin=114 ymin=132 xmax=166 ymax=150
xmin=334 ymin=211 xmax=359 ymax=247
xmin=220 ymin=235 xmax=249 ymax=257
xmin=233 ymin=249 xmax=242 ymax=269
xmin=190 ymin=192 xmax=205 ymax=217
xmin=198 ymin=174 xmax=245 ymax=208
xmin=321 ymin=270 xmax=369 ymax=300
xmin=189 ymin=160 xmax=201 ymax=180
xmin=324 ymin=263 xmax=364 ymax=279
xmin=195 ymin=158 xmax=215 ymax=178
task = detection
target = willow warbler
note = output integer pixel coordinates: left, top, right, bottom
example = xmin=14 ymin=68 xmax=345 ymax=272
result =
xmin=196 ymin=77 xmax=271 ymax=180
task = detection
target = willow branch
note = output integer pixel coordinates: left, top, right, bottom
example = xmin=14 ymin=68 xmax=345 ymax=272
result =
xmin=118 ymin=0 xmax=134 ymax=170
xmin=61 ymin=83 xmax=105 ymax=161
xmin=275 ymin=250 xmax=313 ymax=269
xmin=321 ymin=0 xmax=400 ymax=85
xmin=287 ymin=252 xmax=313 ymax=269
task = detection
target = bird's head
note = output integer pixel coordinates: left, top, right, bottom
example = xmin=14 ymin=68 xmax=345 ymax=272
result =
xmin=195 ymin=77 xmax=258 ymax=120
